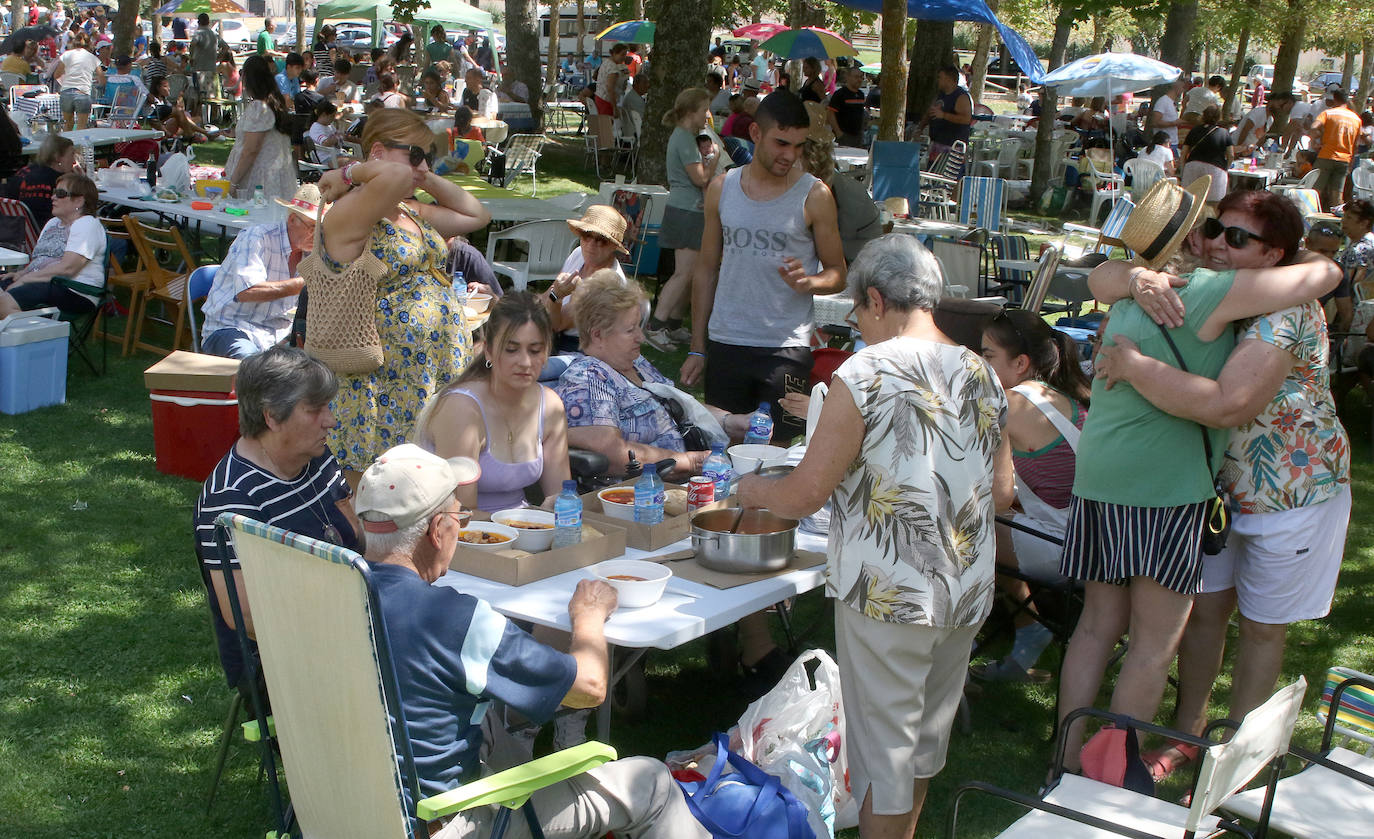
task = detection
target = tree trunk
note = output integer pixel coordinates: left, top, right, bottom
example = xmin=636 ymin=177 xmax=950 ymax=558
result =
xmin=1159 ymin=0 xmax=1198 ymax=72
xmin=788 ymin=0 xmax=825 ymax=29
xmin=1270 ymin=1 xmax=1305 ymax=99
xmin=295 ymin=0 xmax=305 ymax=59
xmin=878 ymin=0 xmax=907 ymax=140
xmin=1341 ymin=42 xmax=1355 ymax=93
xmin=1091 ymin=13 xmax=1107 ymax=54
xmin=113 ymin=0 xmax=139 ymax=57
xmin=637 ymin=0 xmax=711 ymax=183
xmin=1223 ymin=25 xmax=1249 ymax=114
xmin=633 ymin=0 xmax=645 ymax=18
xmin=1029 ymin=3 xmax=1075 ymax=207
xmin=1357 ymin=36 xmax=1373 ymax=112
xmin=575 ymin=0 xmax=585 ymax=60
xmin=906 ymin=19 xmax=952 ymax=122
xmin=545 ymin=6 xmax=558 ymax=86
xmin=504 ymin=0 xmax=543 ymax=130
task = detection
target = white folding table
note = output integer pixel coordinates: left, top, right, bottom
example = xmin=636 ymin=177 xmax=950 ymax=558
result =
xmin=436 ymin=529 xmax=828 ymax=738
xmin=0 ymin=246 xmax=30 ymax=267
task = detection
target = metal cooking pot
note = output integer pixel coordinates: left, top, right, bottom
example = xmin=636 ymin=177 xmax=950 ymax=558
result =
xmin=690 ymin=508 xmax=798 ymax=574
xmin=756 ymin=464 xmax=795 ymax=478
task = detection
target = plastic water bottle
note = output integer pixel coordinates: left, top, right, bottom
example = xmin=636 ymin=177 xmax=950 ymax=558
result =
xmin=253 ymin=185 xmax=266 ymax=208
xmin=453 ymin=269 xmax=467 ymax=307
xmin=742 ymin=402 xmax=774 ymax=445
xmin=702 ymin=442 xmax=734 ymax=498
xmin=552 ymin=479 xmax=582 ymax=548
xmin=78 ymin=141 xmax=94 ymax=175
xmin=633 ymin=462 xmax=664 ymax=524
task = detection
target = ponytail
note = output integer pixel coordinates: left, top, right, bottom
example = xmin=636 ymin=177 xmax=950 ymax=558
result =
xmin=983 ymin=308 xmax=1092 ymax=407
xmin=1047 ymin=328 xmax=1092 ymax=407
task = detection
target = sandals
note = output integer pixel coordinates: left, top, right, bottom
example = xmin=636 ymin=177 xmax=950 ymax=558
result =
xmin=1142 ymin=740 xmax=1202 ymax=782
xmin=969 ymin=657 xmax=1052 ymax=684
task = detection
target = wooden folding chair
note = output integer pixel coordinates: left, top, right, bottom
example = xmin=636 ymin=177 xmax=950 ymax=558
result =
xmin=124 ymin=216 xmax=201 ymax=356
xmin=97 ymin=214 xmax=151 ymax=356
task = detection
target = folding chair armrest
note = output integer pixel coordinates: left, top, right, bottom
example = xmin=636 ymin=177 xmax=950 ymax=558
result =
xmin=1287 ymin=743 xmax=1374 ymax=788
xmin=416 ymin=741 xmax=617 ymax=820
xmin=998 ymin=259 xmax=1039 ymax=273
xmin=947 ymin=780 xmax=1161 ymax=839
xmin=923 ymin=173 xmax=958 ymax=189
xmin=50 ymin=275 xmax=106 ymax=297
xmin=1060 ymin=223 xmax=1101 ymax=236
xmin=241 ymin=715 xmax=276 ymax=742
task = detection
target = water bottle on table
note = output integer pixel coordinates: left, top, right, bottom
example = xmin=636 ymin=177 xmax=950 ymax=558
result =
xmin=552 ymin=480 xmax=582 ymax=548
xmin=633 ymin=462 xmax=664 ymax=524
xmin=742 ymin=402 xmax=774 ymax=445
xmin=702 ymin=442 xmax=734 ymax=497
xmin=253 ymin=185 xmax=266 ymax=208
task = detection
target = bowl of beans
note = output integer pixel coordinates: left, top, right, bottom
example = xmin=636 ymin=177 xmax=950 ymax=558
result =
xmin=589 ymin=559 xmax=671 ymax=608
xmin=455 ymin=521 xmax=519 ymax=551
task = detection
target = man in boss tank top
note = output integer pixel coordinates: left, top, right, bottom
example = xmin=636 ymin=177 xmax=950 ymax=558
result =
xmin=680 ymin=90 xmax=845 ymax=445
xmin=920 ymin=65 xmax=973 ymax=168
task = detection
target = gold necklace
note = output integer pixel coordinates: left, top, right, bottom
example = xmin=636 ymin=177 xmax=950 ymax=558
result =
xmin=255 ymin=439 xmax=343 ymax=545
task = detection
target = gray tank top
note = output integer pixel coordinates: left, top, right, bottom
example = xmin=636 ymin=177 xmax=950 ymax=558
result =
xmin=708 ymin=167 xmax=820 ymax=349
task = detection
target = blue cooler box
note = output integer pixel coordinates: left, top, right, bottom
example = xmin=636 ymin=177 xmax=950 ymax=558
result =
xmin=0 ymin=313 xmax=69 ymax=414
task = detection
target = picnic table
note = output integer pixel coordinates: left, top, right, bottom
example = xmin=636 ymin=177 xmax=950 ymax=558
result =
xmin=99 ymin=183 xmax=267 ymax=259
xmin=1228 ymin=165 xmax=1281 ymax=191
xmin=0 ymin=245 xmax=29 ymax=266
xmin=22 ymin=127 xmax=163 ymax=155
xmin=450 ymin=173 xmax=581 ymax=223
xmin=833 ymin=145 xmax=869 ymax=172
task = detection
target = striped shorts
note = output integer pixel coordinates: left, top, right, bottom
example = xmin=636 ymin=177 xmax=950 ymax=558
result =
xmin=1059 ymin=496 xmax=1210 ymax=594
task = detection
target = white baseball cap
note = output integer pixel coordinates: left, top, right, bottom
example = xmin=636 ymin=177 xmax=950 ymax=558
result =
xmin=354 ymin=443 xmax=480 ymax=533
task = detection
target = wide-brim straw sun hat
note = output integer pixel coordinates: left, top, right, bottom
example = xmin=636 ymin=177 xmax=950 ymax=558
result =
xmin=1116 ymin=175 xmax=1213 ymax=270
xmin=274 ymin=183 xmax=329 ymax=221
xmin=567 ymin=204 xmax=630 ymax=254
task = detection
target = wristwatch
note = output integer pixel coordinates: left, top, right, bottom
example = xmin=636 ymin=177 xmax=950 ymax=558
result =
xmin=548 ymin=289 xmax=560 ymax=302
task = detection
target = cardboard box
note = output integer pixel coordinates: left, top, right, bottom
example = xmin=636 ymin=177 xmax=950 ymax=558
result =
xmin=448 ymin=522 xmax=627 ymax=586
xmin=582 ymin=482 xmax=729 ymax=551
xmin=144 ymin=350 xmax=240 ymax=393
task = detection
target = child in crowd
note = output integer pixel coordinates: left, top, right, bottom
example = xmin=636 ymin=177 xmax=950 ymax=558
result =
xmin=308 ymin=100 xmax=341 ymax=166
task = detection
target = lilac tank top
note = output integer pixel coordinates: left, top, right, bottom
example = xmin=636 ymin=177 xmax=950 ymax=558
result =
xmin=450 ymin=387 xmax=545 ymax=513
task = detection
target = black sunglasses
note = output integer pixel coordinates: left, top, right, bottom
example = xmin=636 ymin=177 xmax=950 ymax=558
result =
xmin=52 ymin=188 xmax=72 ymax=199
xmin=383 ymin=142 xmax=434 ymax=167
xmin=1203 ymin=217 xmax=1269 ymax=249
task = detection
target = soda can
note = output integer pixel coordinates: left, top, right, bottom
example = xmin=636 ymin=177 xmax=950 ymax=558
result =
xmin=687 ymin=476 xmax=715 ymax=513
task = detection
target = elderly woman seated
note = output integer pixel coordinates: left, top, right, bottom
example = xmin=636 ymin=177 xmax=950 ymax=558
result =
xmin=0 ymin=172 xmax=105 ymax=318
xmin=554 ymin=270 xmax=750 ymax=479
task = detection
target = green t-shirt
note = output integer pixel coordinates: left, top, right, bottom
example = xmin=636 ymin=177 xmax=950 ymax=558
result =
xmin=257 ymin=30 xmax=274 ymax=56
xmin=426 ymin=40 xmax=453 ymax=62
xmin=665 ymin=126 xmax=705 ymax=211
xmin=1074 ymin=267 xmax=1237 ymax=507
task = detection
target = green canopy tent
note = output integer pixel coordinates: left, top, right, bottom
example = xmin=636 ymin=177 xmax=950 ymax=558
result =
xmin=313 ymin=0 xmax=494 ymax=47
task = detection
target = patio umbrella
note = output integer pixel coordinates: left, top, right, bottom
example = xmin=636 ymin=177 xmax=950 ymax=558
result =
xmin=153 ymin=0 xmax=247 ymax=15
xmin=0 ymin=24 xmax=57 ymax=54
xmin=1041 ymin=52 xmax=1181 ymax=166
xmin=858 ymin=60 xmax=881 ymax=75
xmin=594 ymin=20 xmax=654 ymax=43
xmin=758 ymin=27 xmax=857 ymax=60
xmin=732 ymin=22 xmax=789 ymax=41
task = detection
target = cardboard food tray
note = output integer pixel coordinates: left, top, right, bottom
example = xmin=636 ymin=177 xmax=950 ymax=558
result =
xmin=581 ymin=481 xmax=730 ymax=551
xmin=144 ymin=350 xmax=240 ymax=393
xmin=650 ymin=547 xmax=827 ymax=589
xmin=448 ymin=521 xmax=627 ymax=586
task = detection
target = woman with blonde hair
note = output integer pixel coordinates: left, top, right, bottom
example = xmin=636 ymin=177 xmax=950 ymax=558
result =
xmin=415 ymin=292 xmax=571 ymax=513
xmin=313 ymin=108 xmax=492 ymax=474
xmin=801 ymin=130 xmax=882 ymax=262
xmin=642 ymin=87 xmax=716 ymax=351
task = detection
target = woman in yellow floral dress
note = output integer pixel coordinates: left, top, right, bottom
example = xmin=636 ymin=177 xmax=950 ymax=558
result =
xmin=737 ymin=234 xmax=1015 ymax=839
xmin=315 ymin=108 xmax=492 ymax=474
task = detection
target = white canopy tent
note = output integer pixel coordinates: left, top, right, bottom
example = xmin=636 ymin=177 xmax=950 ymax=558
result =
xmin=313 ymin=0 xmax=494 ymax=47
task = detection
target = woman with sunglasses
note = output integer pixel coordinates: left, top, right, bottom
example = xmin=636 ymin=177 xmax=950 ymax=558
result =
xmin=544 ymin=204 xmax=630 ymax=355
xmin=414 ymin=292 xmax=571 ymax=514
xmin=973 ymin=308 xmax=1092 ymax=683
xmin=225 ymin=54 xmax=296 ymax=202
xmin=1088 ymin=187 xmax=1350 ymax=782
xmin=1052 ymin=180 xmax=1340 ymax=778
xmin=0 ymin=173 xmax=104 ymax=317
xmin=314 ymin=108 xmax=492 ymax=476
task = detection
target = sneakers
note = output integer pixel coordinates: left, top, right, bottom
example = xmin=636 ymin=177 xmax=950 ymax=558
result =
xmin=667 ymin=327 xmax=693 ymax=344
xmin=642 ymin=327 xmax=675 ymax=352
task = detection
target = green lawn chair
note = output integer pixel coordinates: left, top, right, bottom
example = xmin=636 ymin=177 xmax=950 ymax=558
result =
xmin=215 ymin=513 xmax=616 ymax=839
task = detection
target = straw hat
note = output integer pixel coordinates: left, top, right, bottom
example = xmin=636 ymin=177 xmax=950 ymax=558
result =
xmin=1116 ymin=176 xmax=1213 ymax=270
xmin=274 ymin=183 xmax=328 ymax=222
xmin=567 ymin=204 xmax=629 ymax=254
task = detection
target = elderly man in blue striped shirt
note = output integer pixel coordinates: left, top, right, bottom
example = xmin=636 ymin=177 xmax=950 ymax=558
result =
xmin=201 ymin=184 xmax=323 ymax=359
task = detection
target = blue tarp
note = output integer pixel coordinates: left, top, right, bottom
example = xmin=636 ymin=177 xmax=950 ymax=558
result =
xmin=828 ymin=0 xmax=1045 ymax=84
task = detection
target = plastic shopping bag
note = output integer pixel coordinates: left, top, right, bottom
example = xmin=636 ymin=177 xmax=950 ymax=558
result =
xmin=736 ymin=649 xmax=856 ymax=835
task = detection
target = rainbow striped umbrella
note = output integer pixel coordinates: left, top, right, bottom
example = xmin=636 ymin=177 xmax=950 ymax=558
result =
xmin=758 ymin=27 xmax=857 ymax=60
xmin=732 ymin=22 xmax=789 ymax=40
xmin=595 ymin=20 xmax=655 ymax=43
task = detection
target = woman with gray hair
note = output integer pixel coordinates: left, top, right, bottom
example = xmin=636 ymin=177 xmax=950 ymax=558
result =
xmin=738 ymin=233 xmax=1014 ymax=838
xmin=192 ymin=347 xmax=362 ymax=700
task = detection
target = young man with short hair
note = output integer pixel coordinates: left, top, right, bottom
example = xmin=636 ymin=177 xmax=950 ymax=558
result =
xmin=1309 ymin=86 xmax=1361 ymax=210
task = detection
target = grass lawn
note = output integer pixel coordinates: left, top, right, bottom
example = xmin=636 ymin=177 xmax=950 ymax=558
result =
xmin=2 ymin=133 xmax=1372 ymax=838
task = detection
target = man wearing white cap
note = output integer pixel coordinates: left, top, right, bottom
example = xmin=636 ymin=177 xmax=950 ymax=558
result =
xmin=357 ymin=444 xmax=709 ymax=838
xmin=201 ymin=184 xmax=325 ymax=359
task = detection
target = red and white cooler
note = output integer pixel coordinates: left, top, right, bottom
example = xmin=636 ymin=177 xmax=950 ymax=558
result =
xmin=144 ymin=352 xmax=242 ymax=481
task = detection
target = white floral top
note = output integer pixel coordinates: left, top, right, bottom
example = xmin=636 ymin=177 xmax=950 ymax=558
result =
xmin=1219 ymin=302 xmax=1351 ymax=515
xmin=223 ymin=99 xmax=297 ymax=202
xmin=827 ymin=337 xmax=1007 ymax=628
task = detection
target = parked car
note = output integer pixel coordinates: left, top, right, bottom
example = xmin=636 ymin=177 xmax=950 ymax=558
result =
xmin=217 ymin=18 xmax=252 ymax=53
xmin=1248 ymin=63 xmax=1309 ymax=96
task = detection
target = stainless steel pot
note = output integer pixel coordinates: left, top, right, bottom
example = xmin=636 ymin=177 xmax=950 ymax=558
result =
xmin=690 ymin=508 xmax=798 ymax=573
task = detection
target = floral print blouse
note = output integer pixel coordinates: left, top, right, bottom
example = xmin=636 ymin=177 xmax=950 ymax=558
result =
xmin=827 ymin=337 xmax=1007 ymax=628
xmin=1218 ymin=301 xmax=1350 ymax=515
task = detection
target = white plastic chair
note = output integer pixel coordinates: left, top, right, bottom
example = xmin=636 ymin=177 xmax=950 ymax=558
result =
xmin=1081 ymin=150 xmax=1125 ymax=227
xmin=1123 ymin=158 xmax=1165 ymax=202
xmin=1351 ymin=166 xmax=1374 ymax=202
xmin=975 ymin=138 xmax=1022 ymax=179
xmin=485 ymin=219 xmax=580 ymax=292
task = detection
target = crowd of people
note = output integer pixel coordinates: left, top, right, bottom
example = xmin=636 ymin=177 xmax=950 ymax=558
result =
xmin=0 ymin=12 xmax=1347 ymax=836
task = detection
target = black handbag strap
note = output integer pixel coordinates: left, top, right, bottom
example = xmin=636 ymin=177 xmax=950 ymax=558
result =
xmin=1153 ymin=321 xmax=1216 ymax=472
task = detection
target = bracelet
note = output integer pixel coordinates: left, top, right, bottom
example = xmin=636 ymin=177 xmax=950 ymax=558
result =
xmin=548 ymin=289 xmax=559 ymax=302
xmin=687 ymin=351 xmax=706 ymax=358
xmin=341 ymin=161 xmax=359 ymax=186
xmin=1127 ymin=270 xmax=1141 ymax=298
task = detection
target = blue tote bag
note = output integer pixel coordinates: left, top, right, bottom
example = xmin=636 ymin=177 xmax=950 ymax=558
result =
xmin=676 ymin=733 xmax=815 ymax=839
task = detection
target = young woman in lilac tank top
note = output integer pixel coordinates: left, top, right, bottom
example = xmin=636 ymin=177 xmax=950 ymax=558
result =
xmin=415 ymin=292 xmax=572 ymax=513
xmin=974 ymin=308 xmax=1092 ymax=682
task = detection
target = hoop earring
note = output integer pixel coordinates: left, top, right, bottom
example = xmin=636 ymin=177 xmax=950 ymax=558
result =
xmin=484 ymin=358 xmax=492 ymax=368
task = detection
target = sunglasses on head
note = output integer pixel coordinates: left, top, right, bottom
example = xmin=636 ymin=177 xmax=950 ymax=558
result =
xmin=383 ymin=142 xmax=434 ymax=167
xmin=52 ymin=188 xmax=72 ymax=199
xmin=1202 ymin=216 xmax=1269 ymax=249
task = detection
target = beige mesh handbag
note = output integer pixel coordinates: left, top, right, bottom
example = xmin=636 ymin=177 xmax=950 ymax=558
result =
xmin=300 ymin=204 xmax=388 ymax=374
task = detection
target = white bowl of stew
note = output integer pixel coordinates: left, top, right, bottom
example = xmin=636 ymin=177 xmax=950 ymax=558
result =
xmin=492 ymin=508 xmax=557 ymax=552
xmin=589 ymin=559 xmax=671 ymax=608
